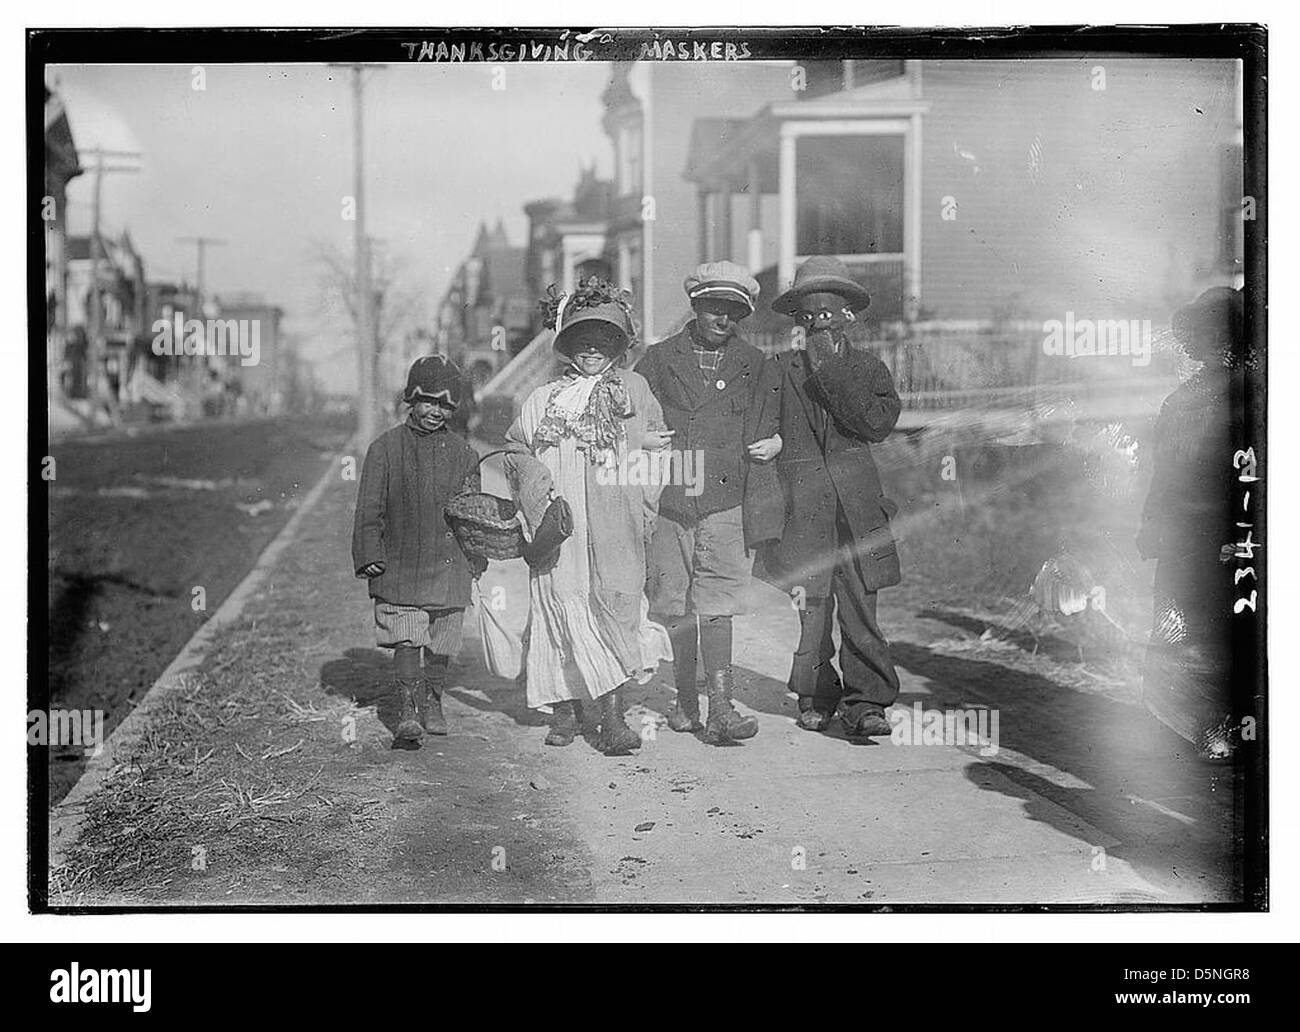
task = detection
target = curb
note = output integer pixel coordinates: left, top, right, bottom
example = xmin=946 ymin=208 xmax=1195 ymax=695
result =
xmin=48 ymin=442 xmax=352 ymax=870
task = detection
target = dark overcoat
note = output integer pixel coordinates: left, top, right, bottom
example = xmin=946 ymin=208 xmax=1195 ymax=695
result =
xmin=635 ymin=324 xmax=783 ymax=546
xmin=763 ymin=344 xmax=903 ymax=597
xmin=351 ymin=423 xmax=480 ymax=607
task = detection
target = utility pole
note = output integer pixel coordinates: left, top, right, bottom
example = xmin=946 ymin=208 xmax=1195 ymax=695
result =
xmin=175 ymin=235 xmax=227 ymax=308
xmin=85 ymin=146 xmax=141 ymax=408
xmin=330 ymin=62 xmax=386 ymax=444
xmin=175 ymin=235 xmax=228 ymax=414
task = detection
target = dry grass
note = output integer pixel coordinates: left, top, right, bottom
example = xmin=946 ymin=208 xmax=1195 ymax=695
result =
xmin=49 ymin=608 xmax=374 ymax=906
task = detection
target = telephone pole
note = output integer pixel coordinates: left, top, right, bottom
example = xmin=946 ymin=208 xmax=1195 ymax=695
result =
xmin=175 ymin=235 xmax=228 ymax=410
xmin=85 ymin=146 xmax=141 ymax=406
xmin=330 ymin=62 xmax=386 ymax=444
xmin=175 ymin=235 xmax=228 ymax=308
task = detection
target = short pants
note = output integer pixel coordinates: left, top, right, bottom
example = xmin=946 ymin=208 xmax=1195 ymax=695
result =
xmin=646 ymin=504 xmax=753 ymax=617
xmin=374 ymin=601 xmax=465 ymax=653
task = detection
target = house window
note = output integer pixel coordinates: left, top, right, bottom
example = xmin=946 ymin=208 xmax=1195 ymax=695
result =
xmin=795 ymin=134 xmax=905 ymax=257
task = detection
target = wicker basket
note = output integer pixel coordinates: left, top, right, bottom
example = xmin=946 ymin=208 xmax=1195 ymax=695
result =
xmin=445 ymin=490 xmax=524 ymax=561
xmin=444 ymin=449 xmax=526 ymax=561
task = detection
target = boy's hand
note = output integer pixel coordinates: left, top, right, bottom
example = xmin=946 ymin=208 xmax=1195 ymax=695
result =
xmin=806 ymin=329 xmax=842 ymax=370
xmin=642 ymin=428 xmax=675 ymax=451
xmin=747 ymin=434 xmax=782 ymax=462
xmin=358 ymin=562 xmax=385 ymax=578
xmin=470 ymin=555 xmax=489 ymax=578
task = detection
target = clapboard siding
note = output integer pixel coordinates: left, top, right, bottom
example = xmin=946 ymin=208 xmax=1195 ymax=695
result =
xmin=918 ymin=59 xmax=1239 ymax=323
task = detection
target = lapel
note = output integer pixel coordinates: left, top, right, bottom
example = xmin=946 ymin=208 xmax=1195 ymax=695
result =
xmin=712 ymin=336 xmax=747 ymax=396
xmin=786 ymin=351 xmax=829 ymax=450
xmin=665 ymin=328 xmax=709 ymax=410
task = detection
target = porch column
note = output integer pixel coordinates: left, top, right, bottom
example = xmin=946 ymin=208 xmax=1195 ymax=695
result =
xmin=718 ymin=186 xmax=733 ymax=261
xmin=905 ymin=112 xmax=923 ymax=322
xmin=778 ymin=126 xmax=797 ymax=290
xmin=696 ymin=187 xmax=710 ymax=263
xmin=746 ymin=159 xmax=763 ymax=273
xmin=561 ymin=239 xmax=575 ymax=296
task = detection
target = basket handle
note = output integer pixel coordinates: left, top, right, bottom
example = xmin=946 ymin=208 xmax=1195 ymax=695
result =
xmin=468 ymin=448 xmax=514 ymax=473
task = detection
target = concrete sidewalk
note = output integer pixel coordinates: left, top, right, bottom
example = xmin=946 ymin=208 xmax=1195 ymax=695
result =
xmin=49 ymin=451 xmax=1239 ymax=906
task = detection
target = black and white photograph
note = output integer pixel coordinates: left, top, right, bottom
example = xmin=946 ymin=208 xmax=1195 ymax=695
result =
xmin=27 ymin=20 xmax=1267 ymax=916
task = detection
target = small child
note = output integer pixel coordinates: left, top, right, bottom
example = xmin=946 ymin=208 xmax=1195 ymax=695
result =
xmin=352 ymin=355 xmax=485 ymax=748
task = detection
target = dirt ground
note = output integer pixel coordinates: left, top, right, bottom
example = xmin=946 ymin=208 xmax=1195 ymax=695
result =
xmin=45 ymin=414 xmax=354 ymax=804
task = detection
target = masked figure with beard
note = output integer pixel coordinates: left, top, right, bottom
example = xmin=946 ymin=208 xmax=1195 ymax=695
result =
xmin=762 ymin=257 xmax=903 ymax=739
xmin=353 ymin=355 xmax=485 ymax=748
xmin=636 ymin=262 xmax=785 ymax=744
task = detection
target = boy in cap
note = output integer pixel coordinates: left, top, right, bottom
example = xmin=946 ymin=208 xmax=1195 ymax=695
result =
xmin=353 ymin=355 xmax=485 ymax=748
xmin=764 ymin=257 xmax=902 ymax=739
xmin=635 ymin=261 xmax=785 ymax=744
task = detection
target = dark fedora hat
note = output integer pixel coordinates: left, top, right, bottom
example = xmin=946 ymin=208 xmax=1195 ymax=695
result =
xmin=772 ymin=256 xmax=871 ymax=315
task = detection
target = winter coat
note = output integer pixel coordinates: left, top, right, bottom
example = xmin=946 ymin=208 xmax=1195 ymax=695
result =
xmin=635 ymin=324 xmax=784 ymax=546
xmin=762 ymin=343 xmax=902 ymax=597
xmin=351 ymin=423 xmax=480 ymax=607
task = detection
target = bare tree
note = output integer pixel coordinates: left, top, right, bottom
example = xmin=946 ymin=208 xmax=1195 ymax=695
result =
xmin=310 ymin=239 xmax=429 ymax=405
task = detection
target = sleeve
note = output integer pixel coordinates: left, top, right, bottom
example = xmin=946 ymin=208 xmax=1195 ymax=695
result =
xmin=635 ymin=379 xmax=667 ymax=511
xmin=1136 ymin=406 xmax=1174 ymax=559
xmin=458 ymin=443 xmax=482 ymax=495
xmin=501 ymin=391 xmax=555 ymax=535
xmin=745 ymin=353 xmax=783 ymax=444
xmin=811 ymin=348 xmax=901 ymax=443
xmin=351 ymin=437 xmax=388 ymax=575
xmin=633 ymin=344 xmax=661 ymax=396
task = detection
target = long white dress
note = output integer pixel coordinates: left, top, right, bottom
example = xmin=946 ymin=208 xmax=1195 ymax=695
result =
xmin=505 ymin=371 xmax=671 ymax=709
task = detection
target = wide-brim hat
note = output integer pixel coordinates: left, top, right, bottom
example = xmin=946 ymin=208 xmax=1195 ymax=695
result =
xmin=553 ymin=301 xmax=633 ymax=358
xmin=772 ymin=256 xmax=871 ymax=315
xmin=1172 ymin=286 xmax=1243 ymax=347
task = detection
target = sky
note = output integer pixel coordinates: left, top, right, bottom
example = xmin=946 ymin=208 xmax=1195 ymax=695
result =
xmin=52 ymin=62 xmax=614 ymax=389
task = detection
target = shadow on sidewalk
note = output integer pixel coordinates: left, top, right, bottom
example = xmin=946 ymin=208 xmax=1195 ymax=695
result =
xmin=887 ymin=640 xmax=1242 ymax=899
xmin=319 ymin=647 xmax=402 ymax=732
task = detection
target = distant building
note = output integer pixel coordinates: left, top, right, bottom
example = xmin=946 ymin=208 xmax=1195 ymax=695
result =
xmin=598 ymin=60 xmax=794 ymax=343
xmin=435 ymin=219 xmax=532 ymax=388
xmin=44 ymin=83 xmax=83 ymax=410
xmin=524 ymin=164 xmax=616 ymax=331
xmin=65 ymin=231 xmax=149 ymax=412
xmin=211 ymin=292 xmax=285 ymax=415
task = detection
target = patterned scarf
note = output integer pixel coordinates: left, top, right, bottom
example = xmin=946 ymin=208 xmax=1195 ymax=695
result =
xmin=533 ymin=365 xmax=631 ymax=464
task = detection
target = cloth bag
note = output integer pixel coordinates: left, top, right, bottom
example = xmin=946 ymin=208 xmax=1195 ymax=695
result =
xmin=473 ymin=580 xmax=523 ymax=680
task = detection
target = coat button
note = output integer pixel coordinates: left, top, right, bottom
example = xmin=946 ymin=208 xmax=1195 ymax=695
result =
xmin=445 ymin=557 xmax=453 ymax=565
xmin=715 ymin=379 xmax=726 ymax=390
